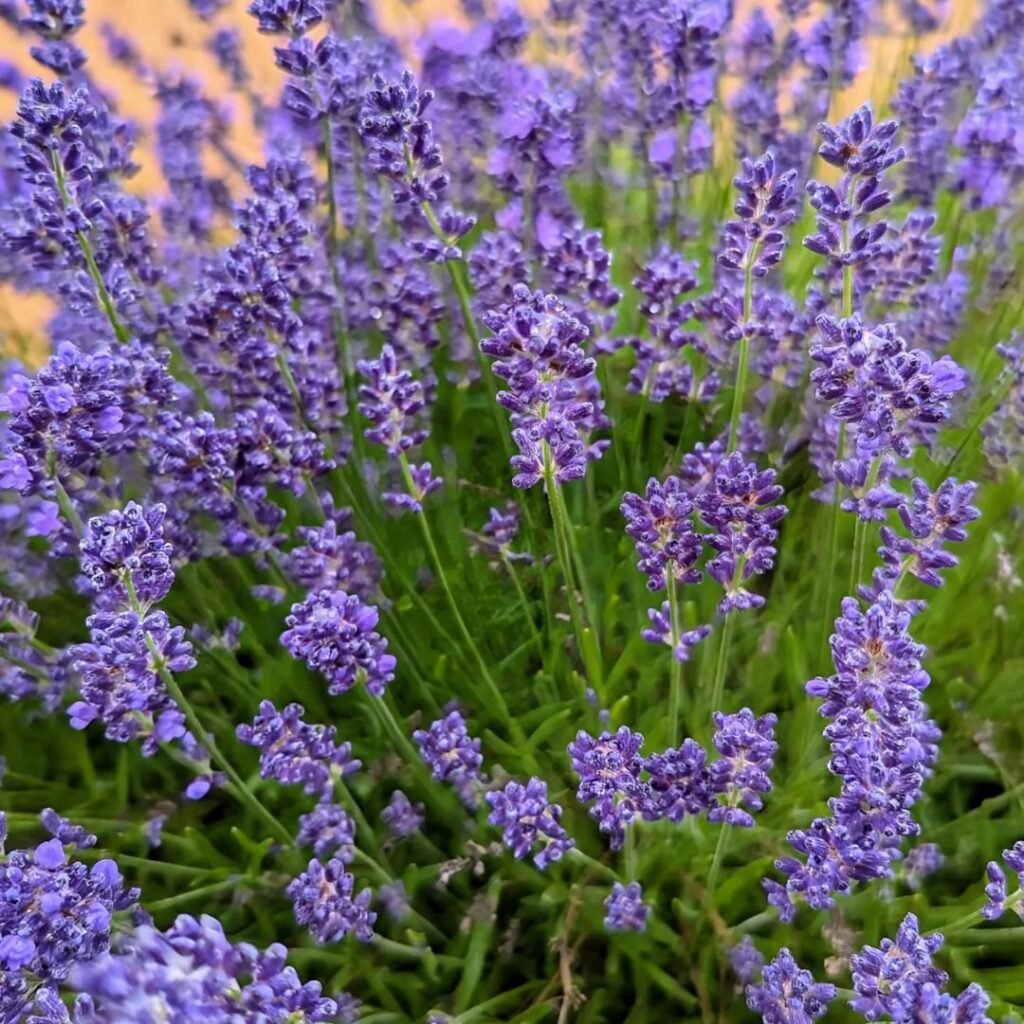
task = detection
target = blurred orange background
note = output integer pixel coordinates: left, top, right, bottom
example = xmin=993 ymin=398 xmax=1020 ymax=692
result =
xmin=0 ymin=0 xmax=976 ymax=364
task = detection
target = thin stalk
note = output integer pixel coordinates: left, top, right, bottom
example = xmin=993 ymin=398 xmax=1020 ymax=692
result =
xmin=708 ymin=613 xmax=735 ymax=719
xmin=145 ymin=878 xmax=243 ymax=914
xmin=125 ymin=580 xmax=293 ymax=849
xmin=928 ymin=889 xmax=1023 ymax=937
xmin=727 ymin=252 xmax=759 ymax=451
xmin=849 ymin=456 xmax=882 ymax=593
xmin=705 ymin=826 xmax=730 ymax=898
xmin=398 ymin=455 xmax=533 ymax=761
xmin=667 ymin=580 xmax=684 ymax=746
xmin=819 ymin=421 xmax=847 ymax=661
xmin=501 ymin=552 xmax=545 ymax=656
xmin=52 ymin=474 xmax=86 ymax=536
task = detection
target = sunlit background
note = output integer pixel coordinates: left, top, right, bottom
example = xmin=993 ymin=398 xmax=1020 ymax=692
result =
xmin=0 ymin=0 xmax=975 ymax=362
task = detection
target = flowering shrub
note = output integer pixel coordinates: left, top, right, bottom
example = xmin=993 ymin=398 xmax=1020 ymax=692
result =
xmin=0 ymin=0 xmax=1023 ymax=1021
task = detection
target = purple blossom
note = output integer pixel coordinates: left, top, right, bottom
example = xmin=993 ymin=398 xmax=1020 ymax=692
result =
xmin=708 ymin=709 xmax=777 ymax=828
xmin=982 ymin=337 xmax=1024 ymax=469
xmin=70 ymin=912 xmax=356 ymax=1022
xmin=39 ymin=809 xmax=95 ymax=850
xmin=850 ymin=913 xmax=947 ymax=1021
xmin=644 ymin=738 xmax=711 ymax=823
xmin=378 ymin=881 xmax=410 ymax=922
xmin=357 ymin=345 xmax=430 ymax=458
xmin=360 ymin=70 xmax=449 ymax=206
xmin=878 ymin=478 xmax=980 ymax=588
xmin=486 ymin=777 xmax=575 ymax=869
xmin=287 ymin=857 xmax=376 ymax=944
xmin=745 ymin=948 xmax=836 ymax=1024
xmin=79 ymin=503 xmax=175 ymax=611
xmin=413 ymin=709 xmax=484 ymax=807
xmin=695 ymin=452 xmax=787 ymax=614
xmin=247 ymin=0 xmax=323 ymax=35
xmin=281 ymin=589 xmax=396 ymax=697
xmin=237 ymin=701 xmax=360 ymax=799
xmin=1004 ymin=841 xmax=1024 ymax=876
xmin=904 ymin=843 xmax=944 ymax=889
xmin=621 ymin=476 xmax=702 ymax=592
xmin=718 ymin=151 xmax=798 ymax=278
xmin=983 ymin=862 xmax=1007 ymax=920
xmin=641 ymin=603 xmax=711 ymax=662
xmin=568 ymin=727 xmax=647 ymax=849
xmin=603 ymin=882 xmax=649 ymax=933
xmin=0 ymin=824 xmax=138 ymax=1002
xmin=729 ymin=937 xmax=765 ymax=985
xmin=297 ymin=801 xmax=356 ymax=861
xmin=381 ymin=790 xmax=424 ymax=841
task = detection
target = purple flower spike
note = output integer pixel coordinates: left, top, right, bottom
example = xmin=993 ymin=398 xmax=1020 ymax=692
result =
xmin=382 ymin=790 xmax=425 ymax=841
xmin=79 ymin=502 xmax=175 ymax=611
xmin=983 ymin=862 xmax=1007 ymax=920
xmin=486 ymin=777 xmax=575 ymax=869
xmin=413 ymin=709 xmax=484 ymax=807
xmin=568 ymin=727 xmax=647 ymax=850
xmin=709 ymin=709 xmax=777 ymax=828
xmin=816 ymin=105 xmax=904 ymax=176
xmin=746 ymin=948 xmax=836 ymax=1024
xmin=644 ymin=739 xmax=711 ymax=823
xmin=621 ymin=476 xmax=703 ymax=592
xmin=603 ymin=882 xmax=649 ymax=933
xmin=236 ymin=701 xmax=360 ymax=799
xmin=729 ymin=937 xmax=765 ymax=985
xmin=357 ymin=345 xmax=429 ymax=459
xmin=287 ymin=858 xmax=376 ymax=945
xmin=297 ymin=801 xmax=356 ymax=861
xmin=247 ymin=0 xmax=323 ymax=35
xmin=281 ymin=589 xmax=396 ymax=697
xmin=850 ymin=913 xmax=946 ymax=1021
xmin=695 ymin=452 xmax=787 ymax=614
xmin=718 ymin=151 xmax=798 ymax=279
xmin=1004 ymin=841 xmax=1024 ymax=876
xmin=641 ymin=602 xmax=711 ymax=662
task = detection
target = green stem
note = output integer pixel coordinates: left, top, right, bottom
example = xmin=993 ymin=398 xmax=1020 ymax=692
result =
xmin=52 ymin=474 xmax=86 ymax=536
xmin=929 ymin=890 xmax=1024 ymax=937
xmin=705 ymin=826 xmax=730 ymax=898
xmin=398 ymin=455 xmax=533 ymax=760
xmin=145 ymin=878 xmax=243 ymax=914
xmin=727 ymin=253 xmax=758 ymax=451
xmin=708 ymin=613 xmax=736 ymax=719
xmin=501 ymin=552 xmax=545 ymax=656
xmin=667 ymin=580 xmax=684 ymax=746
xmin=125 ymin=581 xmax=293 ymax=849
xmin=849 ymin=456 xmax=882 ymax=593
xmin=819 ymin=421 xmax=847 ymax=662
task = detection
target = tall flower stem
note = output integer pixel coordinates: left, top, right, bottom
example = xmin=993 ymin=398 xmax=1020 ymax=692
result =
xmin=705 ymin=825 xmax=730 ymax=898
xmin=927 ymin=889 xmax=1023 ymax=937
xmin=398 ymin=455 xmax=535 ymax=765
xmin=667 ymin=580 xmax=684 ymax=746
xmin=542 ymin=455 xmax=603 ymax=694
xmin=708 ymin=612 xmax=736 ymax=720
xmin=727 ymin=250 xmax=760 ymax=451
xmin=849 ymin=456 xmax=882 ymax=592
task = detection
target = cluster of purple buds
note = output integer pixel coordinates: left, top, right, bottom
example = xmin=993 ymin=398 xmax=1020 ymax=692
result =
xmin=624 ymin=247 xmax=705 ymax=403
xmin=718 ymin=150 xmax=798 ymax=279
xmin=621 ymin=476 xmax=702 ymax=592
xmin=486 ymin=777 xmax=575 ymax=869
xmin=603 ymin=882 xmax=649 ymax=933
xmin=982 ymin=840 xmax=1024 ymax=921
xmin=281 ymin=588 xmax=396 ymax=697
xmin=745 ymin=948 xmax=836 ymax=1023
xmin=811 ymin=314 xmax=967 ymax=466
xmin=357 ymin=344 xmax=441 ymax=513
xmin=849 ymin=913 xmax=991 ymax=1023
xmin=0 ymin=813 xmax=138 ymax=1018
xmin=360 ymin=70 xmax=449 ymax=207
xmin=70 ymin=910 xmax=357 ymax=1023
xmin=413 ymin=708 xmax=485 ymax=808
xmin=236 ymin=700 xmax=360 ymax=799
xmin=570 ymin=713 xmax=777 ymax=848
xmin=767 ymin=591 xmax=938 ymax=920
xmin=247 ymin=0 xmax=324 ymax=36
xmin=695 ymin=453 xmax=787 ymax=614
xmin=297 ymin=801 xmax=356 ymax=861
xmin=469 ymin=504 xmax=533 ymax=566
xmin=481 ymin=285 xmax=607 ymax=489
xmin=382 ymin=790 xmax=424 ymax=841
xmin=805 ymin=105 xmax=906 ymax=272
xmin=287 ymin=857 xmax=376 ymax=945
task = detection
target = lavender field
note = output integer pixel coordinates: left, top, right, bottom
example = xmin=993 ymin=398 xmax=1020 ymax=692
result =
xmin=0 ymin=0 xmax=1023 ymax=1021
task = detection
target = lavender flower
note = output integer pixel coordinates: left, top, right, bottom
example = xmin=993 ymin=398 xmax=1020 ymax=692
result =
xmin=287 ymin=858 xmax=376 ymax=944
xmin=850 ymin=913 xmax=947 ymax=1020
xmin=39 ymin=808 xmax=96 ymax=850
xmin=904 ymin=843 xmax=944 ymax=889
xmin=0 ymin=823 xmax=138 ymax=1002
xmin=745 ymin=948 xmax=836 ymax=1024
xmin=70 ymin=912 xmax=357 ymax=1022
xmin=360 ymin=70 xmax=449 ymax=206
xmin=413 ymin=709 xmax=484 ymax=807
xmin=718 ymin=151 xmax=798 ymax=279
xmin=641 ymin=603 xmax=711 ymax=662
xmin=695 ymin=453 xmax=787 ymax=613
xmin=297 ymin=801 xmax=356 ymax=861
xmin=381 ymin=790 xmax=424 ymax=841
xmin=486 ymin=777 xmax=575 ymax=869
xmin=568 ymin=727 xmax=647 ymax=849
xmin=286 ymin=499 xmax=382 ymax=599
xmin=644 ymin=738 xmax=711 ymax=823
xmin=729 ymin=937 xmax=765 ymax=985
xmin=621 ymin=476 xmax=702 ymax=592
xmin=983 ymin=862 xmax=1007 ymax=920
xmin=603 ymin=882 xmax=649 ymax=933
xmin=281 ymin=588 xmax=396 ymax=697
xmin=708 ymin=709 xmax=777 ymax=828
xmin=247 ymin=0 xmax=323 ymax=35
xmin=878 ymin=478 xmax=980 ymax=588
xmin=237 ymin=701 xmax=360 ymax=799
xmin=982 ymin=337 xmax=1024 ymax=469
xmin=1005 ymin=841 xmax=1024 ymax=875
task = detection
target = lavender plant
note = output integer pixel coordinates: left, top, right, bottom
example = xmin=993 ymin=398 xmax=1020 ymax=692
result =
xmin=0 ymin=0 xmax=1022 ymax=1021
